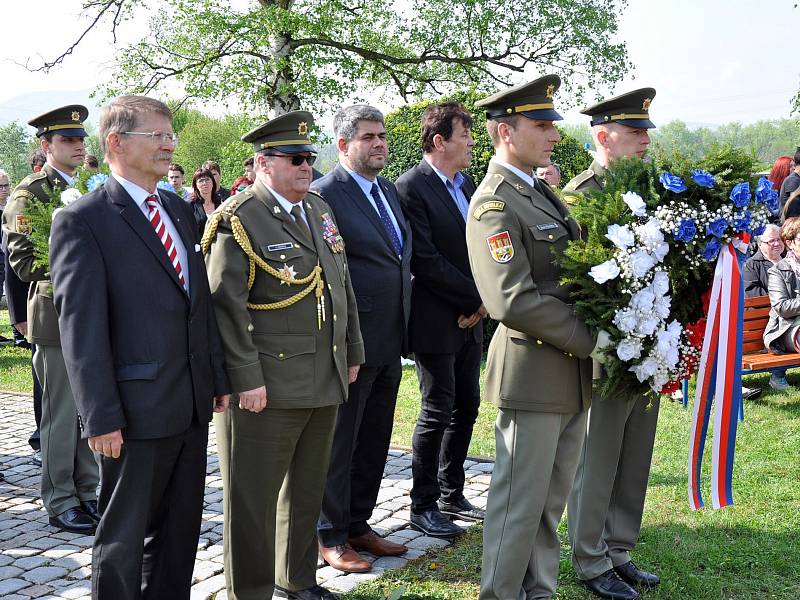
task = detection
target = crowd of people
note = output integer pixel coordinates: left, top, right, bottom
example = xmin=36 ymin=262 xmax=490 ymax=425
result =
xmin=0 ymin=74 xmax=796 ymax=600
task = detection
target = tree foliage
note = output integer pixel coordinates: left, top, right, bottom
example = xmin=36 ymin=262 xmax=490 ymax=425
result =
xmin=34 ymin=0 xmax=630 ymax=116
xmin=0 ymin=122 xmax=36 ymax=185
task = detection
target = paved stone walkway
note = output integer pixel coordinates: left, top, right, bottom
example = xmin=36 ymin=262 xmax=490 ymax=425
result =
xmin=0 ymin=391 xmax=492 ymax=599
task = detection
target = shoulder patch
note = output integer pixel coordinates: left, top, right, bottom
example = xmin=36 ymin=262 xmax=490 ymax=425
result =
xmin=472 ymin=200 xmax=505 ymax=220
xmin=474 ymin=173 xmax=504 ymax=198
xmin=11 ymin=189 xmax=35 ymax=201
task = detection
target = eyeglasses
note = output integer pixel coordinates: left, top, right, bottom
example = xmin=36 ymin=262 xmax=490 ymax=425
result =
xmin=122 ymin=131 xmax=179 ymax=146
xmin=761 ymin=238 xmax=783 ymax=245
xmin=0 ymin=184 xmax=10 ymax=189
xmin=262 ymin=153 xmax=316 ymax=167
xmin=196 ymin=178 xmax=212 ymax=185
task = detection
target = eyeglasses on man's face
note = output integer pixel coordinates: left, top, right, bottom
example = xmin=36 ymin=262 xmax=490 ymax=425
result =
xmin=761 ymin=238 xmax=783 ymax=245
xmin=262 ymin=153 xmax=316 ymax=167
xmin=122 ymin=131 xmax=179 ymax=146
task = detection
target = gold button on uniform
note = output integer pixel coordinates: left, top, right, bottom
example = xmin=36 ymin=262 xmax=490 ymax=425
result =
xmin=333 ymin=314 xmax=337 ymax=321
xmin=280 ymin=254 xmax=286 ymax=259
xmin=333 ymin=345 xmax=337 ymax=352
xmin=278 ymin=352 xmax=285 ymax=359
xmin=247 ymin=323 xmax=254 ymax=332
xmin=536 ymin=339 xmax=543 ymax=345
xmin=548 ymin=234 xmax=554 ymax=240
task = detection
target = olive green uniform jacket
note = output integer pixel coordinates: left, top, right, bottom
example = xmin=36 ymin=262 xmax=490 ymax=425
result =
xmin=562 ymin=159 xmax=606 ymax=197
xmin=1 ymin=164 xmax=66 ymax=346
xmin=204 ymin=178 xmax=364 ymax=406
xmin=466 ymin=159 xmax=594 ymax=413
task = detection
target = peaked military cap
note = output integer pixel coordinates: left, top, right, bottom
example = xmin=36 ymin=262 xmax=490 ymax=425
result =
xmin=476 ymin=75 xmax=563 ymax=121
xmin=28 ymin=104 xmax=88 ymax=138
xmin=242 ymin=111 xmax=317 ymax=154
xmin=582 ymin=88 xmax=656 ymax=129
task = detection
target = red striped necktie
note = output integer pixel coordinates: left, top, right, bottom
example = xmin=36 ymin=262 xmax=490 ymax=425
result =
xmin=146 ymin=194 xmax=186 ymax=290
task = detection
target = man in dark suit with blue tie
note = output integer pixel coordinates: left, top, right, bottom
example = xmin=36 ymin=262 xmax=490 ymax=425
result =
xmin=395 ymin=102 xmax=485 ymax=539
xmin=50 ymin=95 xmax=230 ymax=600
xmin=312 ymin=105 xmax=412 ymax=573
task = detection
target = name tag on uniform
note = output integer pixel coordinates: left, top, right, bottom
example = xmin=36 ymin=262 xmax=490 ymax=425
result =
xmin=536 ymin=223 xmax=558 ymax=231
xmin=267 ymin=242 xmax=295 ymax=251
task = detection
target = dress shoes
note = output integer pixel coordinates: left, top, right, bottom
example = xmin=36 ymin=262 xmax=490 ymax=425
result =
xmin=48 ymin=507 xmax=97 ymax=534
xmin=80 ymin=500 xmax=101 ymax=522
xmin=584 ymin=568 xmax=639 ymax=600
xmin=615 ymin=561 xmax=660 ymax=588
xmin=349 ymin=530 xmax=407 ymax=556
xmin=409 ymin=509 xmax=464 ymax=539
xmin=438 ymin=497 xmax=485 ymax=521
xmin=318 ymin=543 xmax=371 ymax=573
xmin=274 ymin=584 xmax=339 ymax=599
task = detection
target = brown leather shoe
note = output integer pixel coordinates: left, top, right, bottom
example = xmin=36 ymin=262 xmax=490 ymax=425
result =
xmin=318 ymin=543 xmax=371 ymax=573
xmin=348 ymin=531 xmax=407 ymax=556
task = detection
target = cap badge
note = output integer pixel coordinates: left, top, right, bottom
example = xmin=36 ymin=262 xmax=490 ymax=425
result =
xmin=546 ymin=84 xmax=555 ymax=99
xmin=642 ymin=98 xmax=651 ymax=111
xmin=297 ymin=121 xmax=309 ymax=135
xmin=71 ymin=111 xmax=81 ymax=122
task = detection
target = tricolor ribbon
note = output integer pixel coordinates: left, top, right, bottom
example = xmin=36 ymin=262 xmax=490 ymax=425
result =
xmin=688 ymin=233 xmax=749 ymax=510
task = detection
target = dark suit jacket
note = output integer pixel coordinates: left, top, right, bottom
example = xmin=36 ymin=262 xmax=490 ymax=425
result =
xmin=312 ymin=163 xmax=412 ymax=366
xmin=50 ymin=176 xmax=229 ymax=440
xmin=396 ymin=160 xmax=483 ymax=355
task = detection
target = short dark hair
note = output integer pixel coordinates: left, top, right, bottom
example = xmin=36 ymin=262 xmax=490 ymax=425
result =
xmin=243 ymin=157 xmax=254 ymax=168
xmin=191 ymin=168 xmax=219 ymax=207
xmin=168 ymin=163 xmax=185 ymax=175
xmin=85 ymin=155 xmax=99 ymax=168
xmin=29 ymin=149 xmax=46 ymax=170
xmin=420 ymin=102 xmax=474 ymax=154
xmin=202 ymin=160 xmax=221 ymax=174
xmin=794 ymin=147 xmax=800 ymax=166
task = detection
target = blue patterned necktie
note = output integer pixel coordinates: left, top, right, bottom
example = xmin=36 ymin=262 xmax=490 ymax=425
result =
xmin=370 ymin=183 xmax=402 ymax=255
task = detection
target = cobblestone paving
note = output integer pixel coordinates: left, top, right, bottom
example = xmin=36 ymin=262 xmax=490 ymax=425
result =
xmin=0 ymin=391 xmax=492 ymax=599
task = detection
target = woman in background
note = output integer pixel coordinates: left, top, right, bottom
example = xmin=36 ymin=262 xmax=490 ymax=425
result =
xmin=190 ymin=168 xmax=219 ymax=238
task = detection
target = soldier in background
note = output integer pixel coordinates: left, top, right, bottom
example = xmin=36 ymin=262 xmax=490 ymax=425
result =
xmin=1 ymin=105 xmax=99 ymax=533
xmin=564 ymin=89 xmax=660 ymax=600
xmin=205 ymin=111 xmax=363 ymax=600
xmin=466 ymin=75 xmax=598 ymax=600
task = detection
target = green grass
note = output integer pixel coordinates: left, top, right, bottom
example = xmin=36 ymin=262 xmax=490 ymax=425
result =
xmin=5 ymin=309 xmax=799 ymax=598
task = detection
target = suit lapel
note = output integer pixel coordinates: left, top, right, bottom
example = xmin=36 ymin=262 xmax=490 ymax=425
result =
xmin=418 ymin=160 xmax=466 ymax=232
xmin=107 ymin=177 xmax=187 ymax=297
xmin=334 ymin=165 xmax=397 ymax=255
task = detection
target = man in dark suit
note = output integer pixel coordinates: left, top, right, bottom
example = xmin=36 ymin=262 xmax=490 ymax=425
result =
xmin=49 ymin=95 xmax=230 ymax=600
xmin=395 ymin=102 xmax=485 ymax=539
xmin=312 ymin=105 xmax=412 ymax=572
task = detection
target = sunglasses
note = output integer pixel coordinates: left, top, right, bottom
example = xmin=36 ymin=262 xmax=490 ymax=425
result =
xmin=263 ymin=153 xmax=316 ymax=167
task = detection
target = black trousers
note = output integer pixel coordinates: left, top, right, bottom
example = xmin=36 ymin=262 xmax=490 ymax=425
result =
xmin=317 ymin=361 xmax=401 ymax=547
xmin=92 ymin=420 xmax=208 ymax=600
xmin=411 ymin=340 xmax=481 ymax=512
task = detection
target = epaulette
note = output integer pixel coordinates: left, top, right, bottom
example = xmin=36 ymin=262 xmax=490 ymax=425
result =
xmin=306 ymin=189 xmax=324 ymax=201
xmin=474 ymin=173 xmax=504 ymax=199
xmin=219 ymin=189 xmax=253 ymax=217
xmin=563 ymin=169 xmax=595 ymax=194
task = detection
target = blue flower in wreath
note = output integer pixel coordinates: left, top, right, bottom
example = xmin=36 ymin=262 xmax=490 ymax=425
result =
xmin=733 ymin=210 xmax=752 ymax=232
xmin=729 ymin=182 xmax=751 ymax=207
xmin=674 ymin=218 xmax=697 ymax=242
xmin=86 ymin=173 xmax=109 ymax=192
xmin=659 ymin=172 xmax=687 ymax=193
xmin=765 ymin=189 xmax=779 ymax=213
xmin=706 ymin=217 xmax=728 ymax=238
xmin=752 ymin=223 xmax=767 ymax=236
xmin=702 ymin=237 xmax=722 ymax=261
xmin=755 ymin=176 xmax=773 ymax=202
xmin=690 ymin=169 xmax=715 ymax=189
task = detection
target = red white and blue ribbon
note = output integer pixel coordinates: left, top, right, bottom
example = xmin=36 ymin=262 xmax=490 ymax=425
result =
xmin=688 ymin=234 xmax=748 ymax=510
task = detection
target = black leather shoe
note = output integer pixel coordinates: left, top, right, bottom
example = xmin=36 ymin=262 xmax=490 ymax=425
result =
xmin=409 ymin=509 xmax=464 ymax=539
xmin=742 ymin=386 xmax=762 ymax=401
xmin=438 ymin=497 xmax=485 ymax=521
xmin=80 ymin=500 xmax=101 ymax=522
xmin=48 ymin=507 xmax=97 ymax=533
xmin=274 ymin=584 xmax=339 ymax=599
xmin=584 ymin=569 xmax=639 ymax=600
xmin=615 ymin=561 xmax=660 ymax=588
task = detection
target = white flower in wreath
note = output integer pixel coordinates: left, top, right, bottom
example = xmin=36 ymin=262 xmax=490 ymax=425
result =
xmin=653 ymin=294 xmax=671 ymax=319
xmin=630 ymin=356 xmax=659 ymax=382
xmin=630 ymin=288 xmax=656 ymax=313
xmin=613 ymin=308 xmax=639 ymax=333
xmin=60 ymin=188 xmax=82 ymax=206
xmin=651 ymin=372 xmax=670 ymax=392
xmin=617 ymin=337 xmax=643 ymax=361
xmin=630 ymin=250 xmax=657 ymax=279
xmin=589 ymin=259 xmax=620 ymax=284
xmin=651 ymin=240 xmax=669 ymax=262
xmin=651 ymin=271 xmax=670 ymax=296
xmin=637 ymin=217 xmax=664 ymax=245
xmin=636 ymin=315 xmax=661 ymax=336
xmin=667 ymin=319 xmax=683 ymax=337
xmin=605 ymin=224 xmax=635 ymax=250
xmin=622 ymin=191 xmax=647 ymax=216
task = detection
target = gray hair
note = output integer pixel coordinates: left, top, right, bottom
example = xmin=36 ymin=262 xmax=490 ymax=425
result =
xmin=333 ymin=105 xmax=384 ymax=142
xmin=99 ymin=96 xmax=172 ymax=158
xmin=0 ymin=168 xmax=9 ymax=180
xmin=758 ymin=223 xmax=781 ymax=240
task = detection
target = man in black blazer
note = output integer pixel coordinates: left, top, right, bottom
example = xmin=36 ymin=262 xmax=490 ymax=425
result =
xmin=312 ymin=105 xmax=412 ymax=572
xmin=50 ymin=95 xmax=230 ymax=600
xmin=395 ymin=102 xmax=485 ymax=538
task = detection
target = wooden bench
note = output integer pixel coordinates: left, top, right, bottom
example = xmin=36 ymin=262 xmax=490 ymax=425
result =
xmin=680 ymin=295 xmax=800 ymax=407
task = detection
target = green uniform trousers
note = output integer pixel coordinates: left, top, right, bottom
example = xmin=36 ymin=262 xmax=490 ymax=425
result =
xmin=567 ymin=395 xmax=660 ymax=580
xmin=216 ymin=402 xmax=338 ymax=600
xmin=480 ymin=408 xmax=587 ymax=600
xmin=34 ymin=344 xmax=99 ymax=517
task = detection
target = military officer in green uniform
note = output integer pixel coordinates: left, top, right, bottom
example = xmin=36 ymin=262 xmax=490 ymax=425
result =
xmin=1 ymin=105 xmax=99 ymax=533
xmin=563 ymin=89 xmax=660 ymax=600
xmin=466 ymin=75 xmax=600 ymax=600
xmin=204 ymin=111 xmax=364 ymax=600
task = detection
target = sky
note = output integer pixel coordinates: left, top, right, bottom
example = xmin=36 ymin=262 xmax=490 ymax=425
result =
xmin=0 ymin=0 xmax=797 ymax=129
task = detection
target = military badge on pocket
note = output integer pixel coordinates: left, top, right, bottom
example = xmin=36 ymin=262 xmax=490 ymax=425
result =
xmin=321 ymin=212 xmax=344 ymax=253
xmin=487 ymin=231 xmax=514 ymax=263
